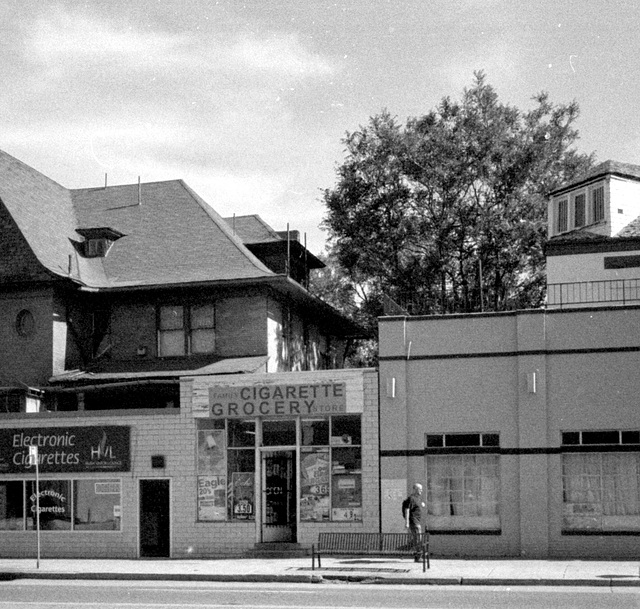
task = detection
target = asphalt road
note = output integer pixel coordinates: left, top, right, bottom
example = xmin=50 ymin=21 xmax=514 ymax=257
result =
xmin=0 ymin=580 xmax=639 ymax=608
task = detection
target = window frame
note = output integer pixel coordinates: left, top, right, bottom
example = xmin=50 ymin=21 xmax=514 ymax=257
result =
xmin=573 ymin=191 xmax=586 ymax=228
xmin=425 ymin=432 xmax=501 ymax=533
xmin=157 ymin=303 xmax=216 ymax=357
xmin=590 ymin=183 xmax=605 ymax=223
xmin=557 ymin=198 xmax=569 ymax=233
xmin=561 ymin=430 xmax=640 ymax=534
xmin=0 ymin=478 xmax=122 ymax=532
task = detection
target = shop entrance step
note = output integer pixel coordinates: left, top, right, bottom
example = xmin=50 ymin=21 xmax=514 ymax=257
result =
xmin=248 ymin=542 xmax=310 ymax=558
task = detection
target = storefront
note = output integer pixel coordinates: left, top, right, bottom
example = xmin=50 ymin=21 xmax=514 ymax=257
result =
xmin=0 ymin=368 xmax=379 ymax=558
xmin=188 ymin=369 xmax=380 ymax=551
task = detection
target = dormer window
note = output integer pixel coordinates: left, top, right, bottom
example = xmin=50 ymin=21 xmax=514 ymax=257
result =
xmin=85 ymin=238 xmax=110 ymax=258
xmin=557 ymin=198 xmax=568 ymax=233
xmin=76 ymin=227 xmax=125 ymax=258
xmin=573 ymin=192 xmax=586 ymax=227
xmin=591 ymin=184 xmax=605 ymax=222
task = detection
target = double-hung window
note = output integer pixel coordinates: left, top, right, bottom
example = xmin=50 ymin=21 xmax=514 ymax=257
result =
xmin=425 ymin=433 xmax=500 ymax=532
xmin=573 ymin=192 xmax=586 ymax=227
xmin=158 ymin=304 xmax=215 ymax=357
xmin=557 ymin=198 xmax=568 ymax=233
xmin=562 ymin=430 xmax=640 ymax=533
xmin=591 ymin=184 xmax=605 ymax=222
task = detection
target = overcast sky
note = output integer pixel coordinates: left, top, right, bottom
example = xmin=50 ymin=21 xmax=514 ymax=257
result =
xmin=1 ymin=1 xmax=639 ymax=253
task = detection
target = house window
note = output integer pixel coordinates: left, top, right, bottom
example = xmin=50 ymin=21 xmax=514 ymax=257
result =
xmin=158 ymin=304 xmax=215 ymax=357
xmin=562 ymin=430 xmax=640 ymax=533
xmin=574 ymin=192 xmax=586 ymax=227
xmin=557 ymin=198 xmax=568 ymax=233
xmin=425 ymin=433 xmax=501 ymax=532
xmin=15 ymin=309 xmax=35 ymax=338
xmin=591 ymin=184 xmax=605 ymax=222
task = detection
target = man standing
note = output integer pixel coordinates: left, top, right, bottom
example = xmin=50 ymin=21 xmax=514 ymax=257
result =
xmin=403 ymin=483 xmax=425 ymax=562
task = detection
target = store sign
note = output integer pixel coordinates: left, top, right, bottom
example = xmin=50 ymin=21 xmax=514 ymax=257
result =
xmin=0 ymin=426 xmax=130 ymax=474
xmin=209 ymin=382 xmax=347 ymax=418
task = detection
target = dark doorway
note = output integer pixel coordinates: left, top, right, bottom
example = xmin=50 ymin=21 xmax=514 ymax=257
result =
xmin=262 ymin=450 xmax=296 ymax=542
xmin=139 ymin=479 xmax=170 ymax=557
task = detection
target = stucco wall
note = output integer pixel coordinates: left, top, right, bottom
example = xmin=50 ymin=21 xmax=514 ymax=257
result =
xmin=379 ymin=306 xmax=640 ymax=559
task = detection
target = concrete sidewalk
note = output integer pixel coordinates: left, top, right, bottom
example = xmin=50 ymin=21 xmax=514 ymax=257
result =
xmin=1 ymin=557 xmax=639 ymax=586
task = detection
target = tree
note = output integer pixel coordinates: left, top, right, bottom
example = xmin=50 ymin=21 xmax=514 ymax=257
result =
xmin=308 ymin=250 xmax=378 ymax=367
xmin=322 ymin=72 xmax=594 ymax=320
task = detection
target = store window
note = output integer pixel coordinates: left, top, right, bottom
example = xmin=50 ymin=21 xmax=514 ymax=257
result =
xmin=195 ymin=415 xmax=362 ymax=523
xmin=301 ymin=419 xmax=330 ymax=521
xmin=196 ymin=419 xmax=256 ymax=522
xmin=425 ymin=433 xmax=501 ymax=532
xmin=330 ymin=415 xmax=362 ymax=522
xmin=74 ymin=479 xmax=121 ymax=531
xmin=196 ymin=420 xmax=227 ymax=521
xmin=26 ymin=480 xmax=72 ymax=531
xmin=0 ymin=481 xmax=25 ymax=530
xmin=228 ymin=420 xmax=255 ymax=521
xmin=0 ymin=479 xmax=122 ymax=531
xmin=562 ymin=430 xmax=640 ymax=533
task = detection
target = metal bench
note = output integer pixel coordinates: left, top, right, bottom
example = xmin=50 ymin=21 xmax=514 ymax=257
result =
xmin=311 ymin=531 xmax=429 ymax=572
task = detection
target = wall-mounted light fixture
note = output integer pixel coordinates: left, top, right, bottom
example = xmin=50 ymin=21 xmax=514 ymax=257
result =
xmin=386 ymin=377 xmax=396 ymax=399
xmin=527 ymin=372 xmax=537 ymax=394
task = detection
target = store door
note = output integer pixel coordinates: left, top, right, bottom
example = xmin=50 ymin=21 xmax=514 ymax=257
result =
xmin=261 ymin=450 xmax=296 ymax=542
xmin=139 ymin=479 xmax=170 ymax=557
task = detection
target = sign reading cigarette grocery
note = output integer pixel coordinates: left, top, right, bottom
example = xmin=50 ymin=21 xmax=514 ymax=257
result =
xmin=209 ymin=382 xmax=347 ymax=418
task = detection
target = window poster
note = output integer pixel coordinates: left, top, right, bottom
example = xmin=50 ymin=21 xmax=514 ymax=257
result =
xmin=331 ymin=474 xmax=362 ymax=522
xmin=300 ymin=450 xmax=330 ymax=521
xmin=197 ymin=430 xmax=226 ymax=475
xmin=231 ymin=472 xmax=255 ymax=520
xmin=26 ymin=480 xmax=72 ymax=530
xmin=197 ymin=475 xmax=226 ymax=521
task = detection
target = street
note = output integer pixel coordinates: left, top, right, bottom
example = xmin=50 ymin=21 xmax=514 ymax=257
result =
xmin=0 ymin=580 xmax=638 ymax=609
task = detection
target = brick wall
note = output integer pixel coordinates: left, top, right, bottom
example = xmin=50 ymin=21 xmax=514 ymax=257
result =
xmin=0 ymin=290 xmax=55 ymax=387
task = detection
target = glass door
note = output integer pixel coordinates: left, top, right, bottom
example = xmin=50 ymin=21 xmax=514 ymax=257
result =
xmin=261 ymin=419 xmax=297 ymax=542
xmin=262 ymin=450 xmax=296 ymax=542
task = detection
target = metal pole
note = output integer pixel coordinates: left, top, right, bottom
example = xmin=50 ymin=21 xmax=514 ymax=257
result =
xmin=29 ymin=446 xmax=41 ymax=568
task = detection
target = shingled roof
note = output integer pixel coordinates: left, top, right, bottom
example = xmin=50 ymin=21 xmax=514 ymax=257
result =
xmin=70 ymin=181 xmax=274 ymax=287
xmin=225 ymin=214 xmax=283 ymax=244
xmin=550 ymin=160 xmax=640 ymax=196
xmin=0 ymin=149 xmax=277 ymax=288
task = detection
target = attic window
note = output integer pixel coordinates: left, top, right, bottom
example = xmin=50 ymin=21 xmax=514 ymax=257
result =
xmin=76 ymin=227 xmax=124 ymax=258
xmin=85 ymin=238 xmax=110 ymax=258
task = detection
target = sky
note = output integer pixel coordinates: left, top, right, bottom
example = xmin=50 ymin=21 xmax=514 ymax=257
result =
xmin=1 ymin=0 xmax=639 ymax=254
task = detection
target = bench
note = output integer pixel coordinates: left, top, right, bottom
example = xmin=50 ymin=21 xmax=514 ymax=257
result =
xmin=311 ymin=532 xmax=429 ymax=572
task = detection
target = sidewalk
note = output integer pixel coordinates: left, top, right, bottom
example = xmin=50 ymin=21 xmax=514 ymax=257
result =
xmin=1 ymin=556 xmax=639 ymax=586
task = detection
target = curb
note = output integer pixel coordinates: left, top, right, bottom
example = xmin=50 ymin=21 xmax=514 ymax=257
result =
xmin=2 ymin=571 xmax=639 ymax=586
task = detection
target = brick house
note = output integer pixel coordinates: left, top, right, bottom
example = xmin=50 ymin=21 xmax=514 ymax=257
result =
xmin=0 ymin=150 xmax=377 ymax=558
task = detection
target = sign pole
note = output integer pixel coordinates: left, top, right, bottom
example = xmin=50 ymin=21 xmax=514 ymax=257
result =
xmin=29 ymin=446 xmax=40 ymax=569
